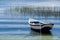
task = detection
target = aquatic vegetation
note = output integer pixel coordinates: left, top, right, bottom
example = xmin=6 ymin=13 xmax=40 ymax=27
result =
xmin=5 ymin=6 xmax=60 ymax=18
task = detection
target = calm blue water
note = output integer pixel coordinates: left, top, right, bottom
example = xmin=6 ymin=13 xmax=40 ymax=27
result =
xmin=0 ymin=0 xmax=60 ymax=40
xmin=0 ymin=18 xmax=59 ymax=36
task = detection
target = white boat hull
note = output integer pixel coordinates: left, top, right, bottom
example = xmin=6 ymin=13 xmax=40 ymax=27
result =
xmin=30 ymin=24 xmax=54 ymax=31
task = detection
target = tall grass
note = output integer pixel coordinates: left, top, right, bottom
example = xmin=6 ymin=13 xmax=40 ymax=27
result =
xmin=5 ymin=6 xmax=60 ymax=18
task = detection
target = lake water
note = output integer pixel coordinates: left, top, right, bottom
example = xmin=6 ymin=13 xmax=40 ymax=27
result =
xmin=0 ymin=18 xmax=59 ymax=40
xmin=0 ymin=0 xmax=60 ymax=40
xmin=0 ymin=9 xmax=60 ymax=40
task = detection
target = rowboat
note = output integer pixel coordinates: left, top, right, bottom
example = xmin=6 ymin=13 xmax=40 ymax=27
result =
xmin=29 ymin=18 xmax=54 ymax=32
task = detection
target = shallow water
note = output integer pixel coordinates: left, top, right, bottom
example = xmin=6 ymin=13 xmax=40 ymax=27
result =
xmin=0 ymin=18 xmax=59 ymax=40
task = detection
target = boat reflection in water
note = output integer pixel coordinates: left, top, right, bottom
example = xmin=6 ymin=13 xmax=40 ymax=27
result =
xmin=30 ymin=29 xmax=53 ymax=40
xmin=30 ymin=29 xmax=52 ymax=36
xmin=41 ymin=31 xmax=52 ymax=35
xmin=41 ymin=31 xmax=53 ymax=40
